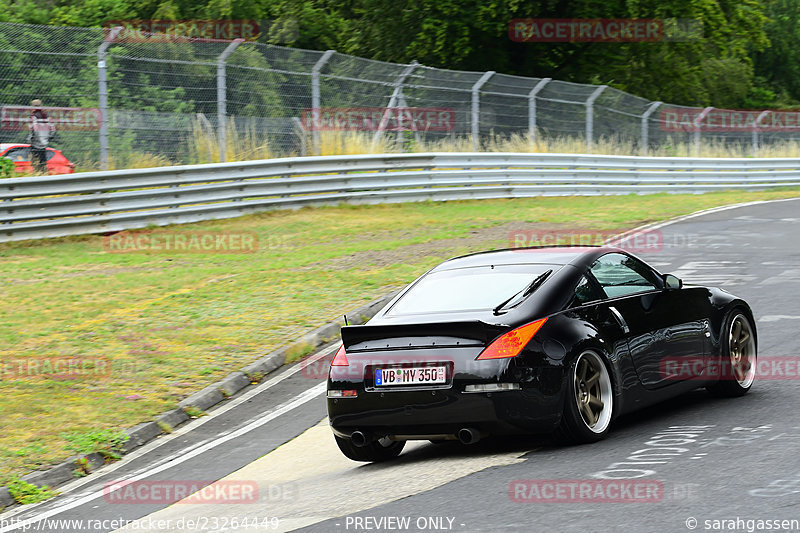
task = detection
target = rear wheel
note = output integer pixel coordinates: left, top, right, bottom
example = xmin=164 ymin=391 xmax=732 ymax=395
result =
xmin=334 ymin=435 xmax=405 ymax=462
xmin=556 ymin=350 xmax=614 ymax=444
xmin=707 ymin=312 xmax=756 ymax=397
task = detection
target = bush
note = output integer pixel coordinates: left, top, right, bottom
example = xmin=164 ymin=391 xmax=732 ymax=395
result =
xmin=0 ymin=157 xmax=15 ymax=178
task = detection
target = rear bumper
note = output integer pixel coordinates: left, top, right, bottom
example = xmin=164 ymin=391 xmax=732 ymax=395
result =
xmin=327 ymin=343 xmax=568 ymax=439
xmin=327 ymin=386 xmax=563 ymax=439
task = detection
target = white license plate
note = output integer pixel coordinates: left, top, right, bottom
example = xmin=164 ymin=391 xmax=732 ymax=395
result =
xmin=375 ymin=366 xmax=446 ymax=386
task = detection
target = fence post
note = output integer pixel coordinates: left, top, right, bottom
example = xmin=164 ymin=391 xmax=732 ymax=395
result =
xmin=585 ymin=85 xmax=607 ymax=151
xmin=528 ymin=78 xmax=551 ymax=145
xmin=98 ymin=26 xmax=122 ymax=171
xmin=471 ymin=71 xmax=495 ymax=151
xmin=216 ymin=38 xmax=244 ymax=163
xmin=311 ymin=50 xmax=335 ymax=155
xmin=752 ymin=110 xmax=770 ymax=156
xmin=640 ymin=101 xmax=662 ymax=155
xmin=291 ymin=117 xmax=307 ymax=156
xmin=693 ymin=106 xmax=714 ymax=156
xmin=372 ymin=61 xmax=419 ymax=149
xmin=394 ymin=92 xmax=420 ymax=150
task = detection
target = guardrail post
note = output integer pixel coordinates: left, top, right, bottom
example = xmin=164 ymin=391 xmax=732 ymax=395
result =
xmin=217 ymin=39 xmax=244 ymax=163
xmin=98 ymin=26 xmax=123 ymax=171
xmin=640 ymin=101 xmax=661 ymax=155
xmin=471 ymin=71 xmax=495 ymax=151
xmin=372 ymin=61 xmax=419 ymax=149
xmin=753 ymin=110 xmax=770 ymax=156
xmin=693 ymin=106 xmax=714 ymax=156
xmin=528 ymin=78 xmax=550 ymax=145
xmin=585 ymin=85 xmax=607 ymax=151
xmin=311 ymin=50 xmax=335 ymax=155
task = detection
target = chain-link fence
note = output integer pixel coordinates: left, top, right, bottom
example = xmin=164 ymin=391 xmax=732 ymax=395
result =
xmin=2 ymin=21 xmax=799 ymax=172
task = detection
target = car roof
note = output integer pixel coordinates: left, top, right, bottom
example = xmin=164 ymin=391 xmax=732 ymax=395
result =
xmin=0 ymin=143 xmax=58 ymax=153
xmin=431 ymin=246 xmax=625 ymax=272
xmin=0 ymin=143 xmax=25 ymax=152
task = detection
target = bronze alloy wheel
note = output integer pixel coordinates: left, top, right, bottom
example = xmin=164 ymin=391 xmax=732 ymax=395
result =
xmin=729 ymin=313 xmax=756 ymax=388
xmin=573 ymin=351 xmax=613 ymax=434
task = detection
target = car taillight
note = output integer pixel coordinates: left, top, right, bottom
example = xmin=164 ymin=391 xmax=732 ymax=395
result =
xmin=476 ymin=318 xmax=548 ymax=360
xmin=331 ymin=344 xmax=349 ymax=366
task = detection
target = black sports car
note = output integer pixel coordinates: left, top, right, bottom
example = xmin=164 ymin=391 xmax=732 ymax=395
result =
xmin=327 ymin=246 xmax=757 ymax=462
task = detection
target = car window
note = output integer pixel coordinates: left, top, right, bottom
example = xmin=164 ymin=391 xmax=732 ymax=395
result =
xmin=572 ymin=274 xmax=605 ymax=306
xmin=45 ymin=148 xmax=56 ymax=161
xmin=387 ymin=263 xmax=560 ymax=315
xmin=4 ymin=147 xmax=30 ymax=161
xmin=590 ymin=253 xmax=660 ymax=298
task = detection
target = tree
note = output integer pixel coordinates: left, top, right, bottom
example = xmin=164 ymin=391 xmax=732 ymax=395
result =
xmin=750 ymin=0 xmax=800 ymax=106
xmin=0 ymin=0 xmax=777 ymax=107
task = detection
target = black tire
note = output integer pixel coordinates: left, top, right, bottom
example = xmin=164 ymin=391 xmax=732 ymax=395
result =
xmin=334 ymin=435 xmax=405 ymax=462
xmin=707 ymin=311 xmax=756 ymax=397
xmin=555 ymin=350 xmax=614 ymax=444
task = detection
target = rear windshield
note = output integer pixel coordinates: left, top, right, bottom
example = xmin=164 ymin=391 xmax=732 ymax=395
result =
xmin=387 ymin=263 xmax=560 ymax=315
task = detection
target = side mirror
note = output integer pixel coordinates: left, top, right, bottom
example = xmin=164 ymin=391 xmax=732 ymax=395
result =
xmin=663 ymin=273 xmax=682 ymax=289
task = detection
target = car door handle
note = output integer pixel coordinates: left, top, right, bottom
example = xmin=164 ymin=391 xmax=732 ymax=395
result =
xmin=608 ymin=306 xmax=630 ymax=334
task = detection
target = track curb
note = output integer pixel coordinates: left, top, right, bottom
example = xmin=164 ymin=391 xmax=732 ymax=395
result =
xmin=0 ymin=290 xmax=400 ymax=510
xmin=8 ymin=196 xmax=798 ymax=509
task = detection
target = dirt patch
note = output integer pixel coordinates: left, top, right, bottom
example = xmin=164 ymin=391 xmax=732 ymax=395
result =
xmin=299 ymin=221 xmax=627 ymax=271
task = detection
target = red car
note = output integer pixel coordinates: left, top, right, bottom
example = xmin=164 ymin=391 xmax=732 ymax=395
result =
xmin=0 ymin=143 xmax=75 ymax=175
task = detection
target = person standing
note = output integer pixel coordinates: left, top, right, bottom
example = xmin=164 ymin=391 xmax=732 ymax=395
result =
xmin=28 ymin=99 xmax=55 ymax=174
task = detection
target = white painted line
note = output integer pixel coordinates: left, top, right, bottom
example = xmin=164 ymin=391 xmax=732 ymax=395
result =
xmin=0 ymin=346 xmax=333 ymax=531
xmin=5 ymin=195 xmax=800 ymax=528
xmin=611 ymin=196 xmax=800 ymax=242
xmin=112 ymin=420 xmax=527 ymax=533
xmin=0 ymin=382 xmax=326 ymax=532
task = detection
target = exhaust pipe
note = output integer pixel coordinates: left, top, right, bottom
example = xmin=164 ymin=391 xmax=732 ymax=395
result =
xmin=457 ymin=427 xmax=481 ymax=445
xmin=350 ymin=431 xmax=369 ymax=447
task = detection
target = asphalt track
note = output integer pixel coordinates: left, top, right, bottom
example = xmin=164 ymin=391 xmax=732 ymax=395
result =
xmin=1 ymin=197 xmax=800 ymax=533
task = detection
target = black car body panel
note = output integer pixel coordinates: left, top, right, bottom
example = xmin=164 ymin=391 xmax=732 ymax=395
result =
xmin=327 ymin=246 xmax=756 ymax=443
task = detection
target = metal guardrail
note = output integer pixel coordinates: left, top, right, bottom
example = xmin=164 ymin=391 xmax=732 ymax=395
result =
xmin=2 ymin=152 xmax=800 ymax=243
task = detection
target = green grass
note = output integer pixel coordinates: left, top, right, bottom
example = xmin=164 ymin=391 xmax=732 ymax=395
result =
xmin=1 ymin=190 xmax=799 ymax=488
xmin=6 ymin=478 xmax=59 ymax=504
xmin=60 ymin=429 xmax=128 ymax=460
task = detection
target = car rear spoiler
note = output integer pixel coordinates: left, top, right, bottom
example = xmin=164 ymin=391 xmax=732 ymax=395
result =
xmin=340 ymin=320 xmax=506 ymax=351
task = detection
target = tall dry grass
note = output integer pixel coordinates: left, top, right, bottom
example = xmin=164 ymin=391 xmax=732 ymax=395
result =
xmin=70 ymin=124 xmax=800 ymax=173
xmin=309 ymin=130 xmax=800 ymax=158
xmin=72 ymin=151 xmax=174 ymax=172
xmin=187 ymin=117 xmax=277 ymax=163
xmin=415 ymin=132 xmax=800 ymax=158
